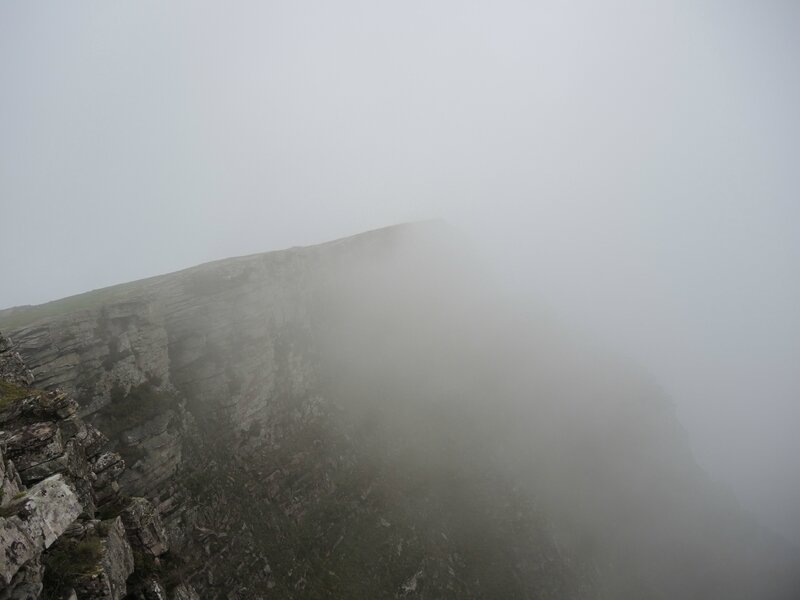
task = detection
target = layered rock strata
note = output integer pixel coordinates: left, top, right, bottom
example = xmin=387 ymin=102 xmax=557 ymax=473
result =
xmin=0 ymin=332 xmax=189 ymax=600
xmin=0 ymin=223 xmax=797 ymax=599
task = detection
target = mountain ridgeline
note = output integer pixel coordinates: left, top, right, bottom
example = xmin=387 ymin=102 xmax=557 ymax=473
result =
xmin=1 ymin=222 xmax=797 ymax=599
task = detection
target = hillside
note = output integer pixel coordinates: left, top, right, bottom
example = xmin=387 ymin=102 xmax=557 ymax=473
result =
xmin=2 ymin=222 xmax=797 ymax=599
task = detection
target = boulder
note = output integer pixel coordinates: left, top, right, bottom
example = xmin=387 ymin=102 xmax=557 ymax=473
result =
xmin=91 ymin=452 xmax=126 ymax=490
xmin=0 ymin=474 xmax=81 ymax=584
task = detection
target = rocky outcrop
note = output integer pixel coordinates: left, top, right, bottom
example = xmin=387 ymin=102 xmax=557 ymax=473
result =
xmin=120 ymin=498 xmax=167 ymax=558
xmin=0 ymin=332 xmax=193 ymax=599
xmin=0 ymin=223 xmax=798 ymax=599
xmin=0 ymin=474 xmax=80 ymax=585
xmin=170 ymin=584 xmax=198 ymax=600
xmin=56 ymin=517 xmax=135 ymax=600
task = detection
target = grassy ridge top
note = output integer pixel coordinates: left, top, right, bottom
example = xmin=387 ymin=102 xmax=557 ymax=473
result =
xmin=0 ymin=221 xmax=447 ymax=332
xmin=0 ymin=282 xmax=136 ymax=331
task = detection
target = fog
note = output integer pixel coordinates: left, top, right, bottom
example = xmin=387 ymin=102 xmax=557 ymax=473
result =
xmin=1 ymin=0 xmax=798 ymax=559
xmin=301 ymin=224 xmax=800 ymax=596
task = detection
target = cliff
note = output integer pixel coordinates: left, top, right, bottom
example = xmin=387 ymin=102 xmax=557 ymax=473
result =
xmin=1 ymin=222 xmax=797 ymax=599
xmin=0 ymin=330 xmax=187 ymax=600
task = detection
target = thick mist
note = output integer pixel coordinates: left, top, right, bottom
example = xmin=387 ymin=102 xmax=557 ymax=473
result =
xmin=1 ymin=0 xmax=798 ymax=558
xmin=303 ymin=225 xmax=799 ymax=598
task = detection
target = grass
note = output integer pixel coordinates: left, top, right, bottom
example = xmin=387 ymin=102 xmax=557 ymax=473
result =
xmin=42 ymin=535 xmax=104 ymax=593
xmin=0 ymin=379 xmax=30 ymax=400
xmin=0 ymin=495 xmax=26 ymax=517
xmin=0 ymin=378 xmax=33 ymax=409
xmin=0 ymin=252 xmax=257 ymax=331
xmin=0 ymin=283 xmax=135 ymax=330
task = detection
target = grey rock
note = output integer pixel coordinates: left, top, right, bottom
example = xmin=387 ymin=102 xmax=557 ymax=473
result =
xmin=120 ymin=497 xmax=168 ymax=557
xmin=0 ymin=422 xmax=64 ymax=472
xmin=71 ymin=517 xmax=134 ymax=600
xmin=0 ymin=555 xmax=43 ymax=600
xmin=21 ymin=390 xmax=78 ymax=421
xmin=0 ymin=334 xmax=11 ymax=354
xmin=1 ymin=454 xmax=23 ymax=503
xmin=171 ymin=584 xmax=201 ymax=600
xmin=0 ymin=474 xmax=81 ymax=584
xmin=17 ymin=438 xmax=90 ymax=487
xmin=0 ymin=334 xmax=35 ymax=389
xmin=90 ymin=451 xmax=125 ymax=491
xmin=135 ymin=578 xmax=168 ymax=600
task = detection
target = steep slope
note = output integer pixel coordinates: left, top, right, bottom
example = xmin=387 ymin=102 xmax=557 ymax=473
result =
xmin=1 ymin=222 xmax=797 ymax=599
xmin=0 ymin=331 xmax=187 ymax=600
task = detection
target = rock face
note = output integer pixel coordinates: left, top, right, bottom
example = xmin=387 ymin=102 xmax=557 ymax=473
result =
xmin=0 ymin=332 xmax=198 ymax=600
xmin=1 ymin=222 xmax=798 ymax=599
xmin=0 ymin=475 xmax=80 ymax=585
xmin=120 ymin=498 xmax=168 ymax=558
xmin=67 ymin=517 xmax=135 ymax=600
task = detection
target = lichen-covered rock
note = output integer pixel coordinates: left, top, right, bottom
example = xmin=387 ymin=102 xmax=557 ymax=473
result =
xmin=0 ymin=555 xmax=43 ymax=600
xmin=19 ymin=439 xmax=92 ymax=489
xmin=69 ymin=517 xmax=134 ymax=600
xmin=0 ymin=448 xmax=23 ymax=504
xmin=120 ymin=497 xmax=168 ymax=557
xmin=90 ymin=452 xmax=125 ymax=490
xmin=0 ymin=474 xmax=81 ymax=584
xmin=22 ymin=390 xmax=78 ymax=421
xmin=0 ymin=422 xmax=65 ymax=473
xmin=171 ymin=584 xmax=201 ymax=600
xmin=100 ymin=517 xmax=136 ymax=599
xmin=81 ymin=424 xmax=110 ymax=460
xmin=1 ymin=336 xmax=170 ymax=597
xmin=131 ymin=578 xmax=168 ymax=600
xmin=0 ymin=334 xmax=34 ymax=389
